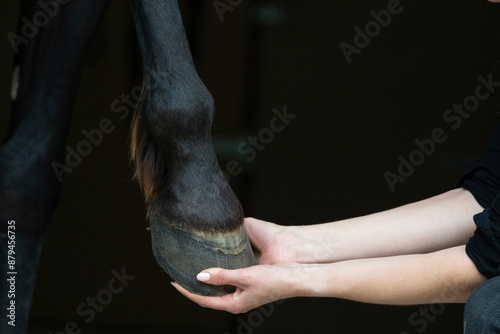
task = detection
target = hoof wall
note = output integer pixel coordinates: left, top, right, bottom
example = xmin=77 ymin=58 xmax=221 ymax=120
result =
xmin=151 ymin=220 xmax=257 ymax=296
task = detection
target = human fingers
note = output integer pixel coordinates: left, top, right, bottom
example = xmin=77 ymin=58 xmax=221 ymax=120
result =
xmin=171 ymin=281 xmax=244 ymax=313
xmin=244 ymin=217 xmax=268 ymax=261
xmin=196 ymin=267 xmax=251 ymax=288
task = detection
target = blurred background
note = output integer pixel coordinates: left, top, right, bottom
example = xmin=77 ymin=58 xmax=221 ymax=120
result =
xmin=1 ymin=0 xmax=500 ymax=333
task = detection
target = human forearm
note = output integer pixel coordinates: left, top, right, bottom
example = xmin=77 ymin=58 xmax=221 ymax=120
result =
xmin=288 ymin=188 xmax=483 ymax=263
xmin=293 ymin=245 xmax=486 ymax=305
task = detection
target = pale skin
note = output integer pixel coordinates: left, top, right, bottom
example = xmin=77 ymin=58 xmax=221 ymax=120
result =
xmin=172 ymin=188 xmax=488 ymax=313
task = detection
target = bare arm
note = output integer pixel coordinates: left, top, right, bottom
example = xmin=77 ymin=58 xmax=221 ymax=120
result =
xmin=173 ymin=245 xmax=486 ymax=313
xmin=297 ymin=245 xmax=485 ymax=304
xmin=256 ymin=188 xmax=483 ymax=264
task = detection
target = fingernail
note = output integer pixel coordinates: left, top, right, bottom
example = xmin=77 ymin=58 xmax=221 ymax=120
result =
xmin=197 ymin=272 xmax=210 ymax=282
xmin=170 ymin=282 xmax=175 ymax=287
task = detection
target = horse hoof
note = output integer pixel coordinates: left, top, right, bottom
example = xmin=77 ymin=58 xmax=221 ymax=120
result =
xmin=150 ymin=218 xmax=257 ymax=296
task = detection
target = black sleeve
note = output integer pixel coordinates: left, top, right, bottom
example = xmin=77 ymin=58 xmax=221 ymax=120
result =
xmin=466 ymin=200 xmax=500 ymax=278
xmin=455 ymin=125 xmax=500 ymax=208
xmin=456 ymin=124 xmax=500 ymax=278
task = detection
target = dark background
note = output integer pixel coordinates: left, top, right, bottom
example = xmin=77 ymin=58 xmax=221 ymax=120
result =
xmin=2 ymin=0 xmax=500 ymax=333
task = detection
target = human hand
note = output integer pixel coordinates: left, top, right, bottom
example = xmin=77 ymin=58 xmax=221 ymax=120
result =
xmin=244 ymin=217 xmax=292 ymax=264
xmin=171 ymin=263 xmax=301 ymax=314
xmin=244 ymin=217 xmax=331 ymax=264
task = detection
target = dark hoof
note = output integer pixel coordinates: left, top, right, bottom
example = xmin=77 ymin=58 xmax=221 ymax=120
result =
xmin=151 ymin=219 xmax=257 ymax=296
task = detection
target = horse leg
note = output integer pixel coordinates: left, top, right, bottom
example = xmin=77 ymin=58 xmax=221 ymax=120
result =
xmin=0 ymin=2 xmax=109 ymax=332
xmin=129 ymin=0 xmax=256 ymax=296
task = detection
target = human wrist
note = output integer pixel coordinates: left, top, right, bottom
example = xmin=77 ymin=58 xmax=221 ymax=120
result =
xmin=290 ymin=223 xmax=340 ymax=263
xmin=281 ymin=263 xmax=331 ymax=298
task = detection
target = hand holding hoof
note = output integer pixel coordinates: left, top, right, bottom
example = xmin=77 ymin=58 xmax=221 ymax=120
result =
xmin=244 ymin=217 xmax=325 ymax=265
xmin=171 ymin=265 xmax=297 ymax=314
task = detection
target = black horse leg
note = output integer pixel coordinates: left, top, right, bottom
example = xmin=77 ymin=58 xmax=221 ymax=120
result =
xmin=129 ymin=0 xmax=256 ymax=296
xmin=0 ymin=2 xmax=109 ymax=332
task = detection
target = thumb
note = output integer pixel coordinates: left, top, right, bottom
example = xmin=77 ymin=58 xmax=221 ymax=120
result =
xmin=244 ymin=218 xmax=266 ymax=251
xmin=196 ymin=268 xmax=243 ymax=287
